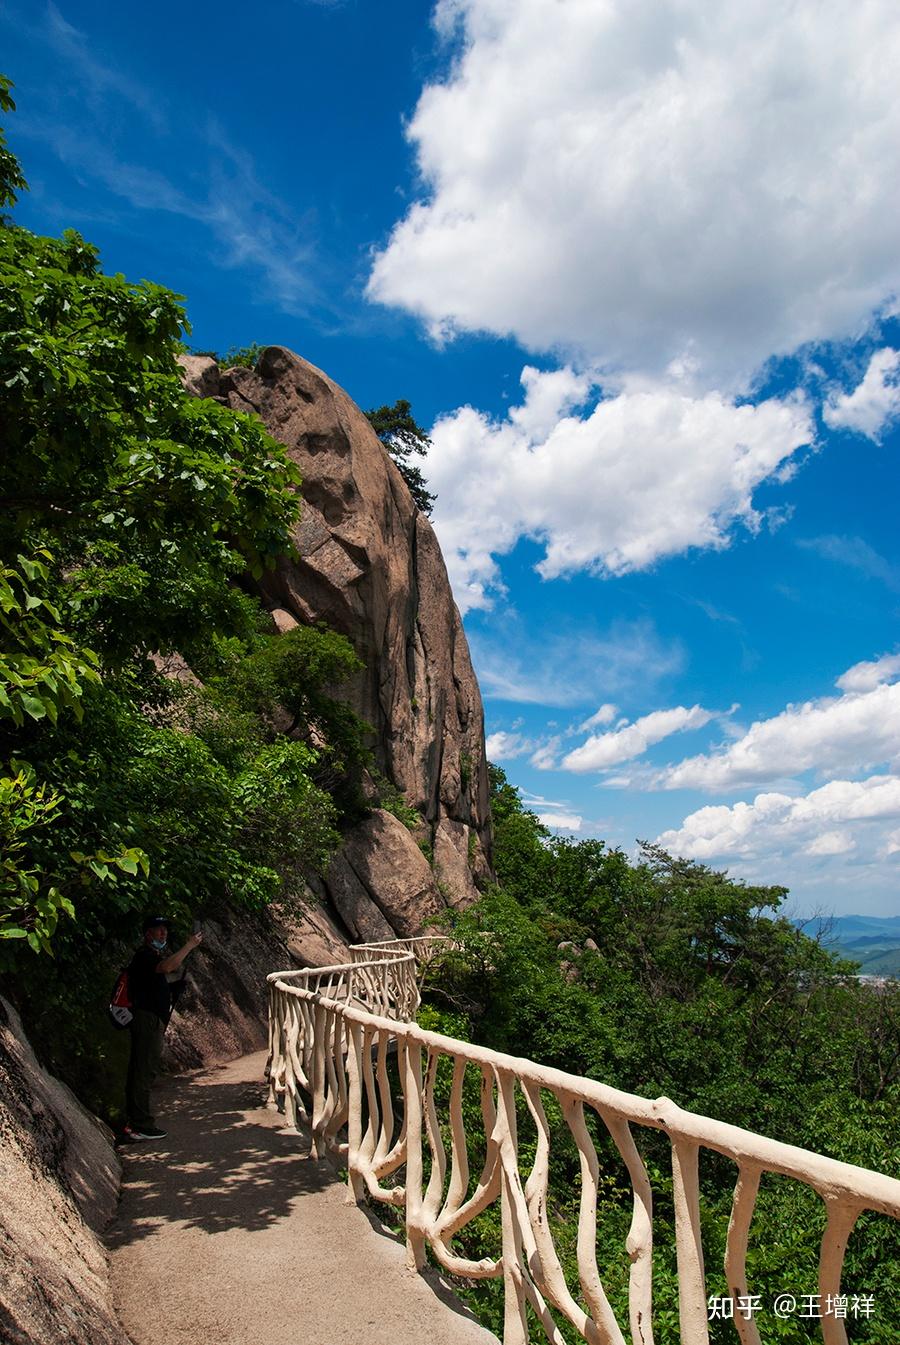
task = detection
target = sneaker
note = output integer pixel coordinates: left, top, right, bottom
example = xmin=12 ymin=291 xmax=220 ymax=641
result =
xmin=128 ymin=1126 xmax=168 ymax=1140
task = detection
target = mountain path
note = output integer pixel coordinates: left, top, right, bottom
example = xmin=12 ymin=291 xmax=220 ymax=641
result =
xmin=106 ymin=1049 xmax=498 ymax=1345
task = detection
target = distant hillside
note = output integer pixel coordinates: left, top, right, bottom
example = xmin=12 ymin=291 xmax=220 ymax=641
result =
xmin=797 ymin=914 xmax=900 ymax=977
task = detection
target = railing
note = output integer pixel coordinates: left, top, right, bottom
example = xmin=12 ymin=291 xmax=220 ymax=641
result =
xmin=266 ymin=942 xmax=900 ymax=1345
xmin=349 ymin=934 xmax=456 ymax=984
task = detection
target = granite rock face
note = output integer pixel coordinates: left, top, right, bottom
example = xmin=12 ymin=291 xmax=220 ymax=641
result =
xmin=0 ymin=996 xmax=128 ymax=1345
xmin=180 ymin=348 xmax=492 ymax=934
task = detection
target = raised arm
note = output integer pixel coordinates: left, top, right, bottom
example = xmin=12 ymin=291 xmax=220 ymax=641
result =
xmin=156 ymin=931 xmax=203 ymax=974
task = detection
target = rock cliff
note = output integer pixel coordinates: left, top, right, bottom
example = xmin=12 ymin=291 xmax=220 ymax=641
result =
xmin=180 ymin=346 xmax=492 ymax=942
xmin=0 ymin=997 xmax=127 ymax=1345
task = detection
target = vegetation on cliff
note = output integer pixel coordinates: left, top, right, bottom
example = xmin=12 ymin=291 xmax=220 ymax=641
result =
xmin=191 ymin=343 xmax=438 ymax=516
xmin=363 ymin=398 xmax=436 ymax=515
xmin=0 ymin=86 xmax=366 ymax=1107
xmin=420 ymin=767 xmax=900 ymax=1342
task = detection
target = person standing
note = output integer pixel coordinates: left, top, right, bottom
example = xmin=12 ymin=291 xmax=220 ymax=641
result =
xmin=122 ymin=915 xmax=203 ymax=1141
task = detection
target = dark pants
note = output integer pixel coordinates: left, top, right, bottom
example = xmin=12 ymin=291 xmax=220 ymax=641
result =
xmin=126 ymin=1009 xmax=165 ymax=1129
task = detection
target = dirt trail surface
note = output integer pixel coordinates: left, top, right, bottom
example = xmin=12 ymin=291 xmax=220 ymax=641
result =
xmin=107 ymin=1050 xmax=498 ymax=1345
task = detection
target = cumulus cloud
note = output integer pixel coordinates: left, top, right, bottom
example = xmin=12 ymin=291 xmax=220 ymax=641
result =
xmin=427 ymin=367 xmax=813 ymax=610
xmin=537 ymin=812 xmax=583 ymax=832
xmin=824 ymin=349 xmax=900 ymax=441
xmin=659 ymin=655 xmax=900 ymax=791
xmin=530 ymin=737 xmax=563 ymax=770
xmin=369 ymin=0 xmax=900 ymax=390
xmin=836 ymin=652 xmax=900 ymax=695
xmin=485 ymin=730 xmax=532 ymax=761
xmin=577 ymin=705 xmax=619 ymax=733
xmin=657 ymin=774 xmax=900 ymax=862
xmin=562 ymin=704 xmax=718 ymax=773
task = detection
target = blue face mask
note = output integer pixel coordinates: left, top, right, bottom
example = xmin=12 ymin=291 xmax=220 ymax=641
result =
xmin=150 ymin=937 xmax=167 ymax=951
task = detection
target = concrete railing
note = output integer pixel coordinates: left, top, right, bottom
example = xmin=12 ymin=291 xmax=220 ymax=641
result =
xmin=266 ymin=941 xmax=900 ymax=1345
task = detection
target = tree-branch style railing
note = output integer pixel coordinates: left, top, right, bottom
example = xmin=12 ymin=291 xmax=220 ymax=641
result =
xmin=349 ymin=934 xmax=457 ymax=985
xmin=266 ymin=943 xmax=900 ymax=1345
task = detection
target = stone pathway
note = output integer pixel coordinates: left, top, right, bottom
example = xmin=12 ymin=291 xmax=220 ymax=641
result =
xmin=107 ymin=1050 xmax=498 ymax=1345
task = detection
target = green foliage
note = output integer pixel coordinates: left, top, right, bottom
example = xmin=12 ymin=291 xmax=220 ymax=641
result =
xmin=0 ymin=763 xmax=71 ymax=950
xmin=0 ymin=90 xmax=311 ymax=954
xmin=194 ymin=618 xmax=371 ymax=815
xmin=0 ymin=104 xmax=367 ymax=1113
xmin=0 ymin=77 xmax=27 ymax=212
xmin=0 ymin=757 xmax=151 ymax=952
xmin=192 ymin=342 xmax=264 ymax=369
xmin=222 ymin=342 xmax=264 ymax=368
xmin=0 ymin=223 xmax=300 ymax=588
xmin=364 ymin=398 xmax=436 ymax=515
xmin=422 ymin=765 xmax=900 ymax=1342
xmin=0 ymin=551 xmax=100 ymax=726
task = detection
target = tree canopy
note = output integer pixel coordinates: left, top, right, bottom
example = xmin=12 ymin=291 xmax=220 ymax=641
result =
xmin=0 ymin=87 xmax=370 ymax=1113
xmin=419 ymin=766 xmax=900 ymax=1343
xmin=364 ymin=398 xmax=437 ymax=515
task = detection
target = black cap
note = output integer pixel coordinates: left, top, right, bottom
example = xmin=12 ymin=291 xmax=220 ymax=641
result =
xmin=143 ymin=914 xmax=170 ymax=932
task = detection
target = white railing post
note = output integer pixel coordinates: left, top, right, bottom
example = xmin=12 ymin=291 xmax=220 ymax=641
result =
xmin=345 ymin=1018 xmax=365 ymax=1205
xmin=496 ymin=1068 xmax=529 ymax=1345
xmin=403 ymin=1036 xmax=427 ymax=1271
xmin=671 ymin=1138 xmax=709 ymax=1345
xmin=819 ymin=1197 xmax=861 ymax=1345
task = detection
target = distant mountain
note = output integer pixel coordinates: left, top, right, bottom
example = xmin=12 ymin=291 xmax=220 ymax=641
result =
xmin=796 ymin=914 xmax=900 ymax=977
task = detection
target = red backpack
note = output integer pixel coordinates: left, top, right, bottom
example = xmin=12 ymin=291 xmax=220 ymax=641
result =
xmin=108 ymin=969 xmax=133 ymax=1029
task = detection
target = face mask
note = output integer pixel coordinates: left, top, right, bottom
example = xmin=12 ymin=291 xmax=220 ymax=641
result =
xmin=150 ymin=937 xmax=167 ymax=951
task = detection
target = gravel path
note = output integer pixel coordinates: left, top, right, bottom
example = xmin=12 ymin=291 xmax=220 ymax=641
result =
xmin=107 ymin=1049 xmax=498 ymax=1345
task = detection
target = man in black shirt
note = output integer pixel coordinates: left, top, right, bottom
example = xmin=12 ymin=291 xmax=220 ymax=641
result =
xmin=123 ymin=915 xmax=203 ymax=1140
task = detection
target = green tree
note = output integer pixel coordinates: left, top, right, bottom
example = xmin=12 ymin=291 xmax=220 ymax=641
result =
xmin=0 ymin=77 xmax=26 ymax=211
xmin=0 ymin=85 xmax=315 ymax=949
xmin=364 ymin=398 xmax=437 ymax=515
xmin=426 ymin=763 xmax=900 ymax=1343
xmin=0 ymin=91 xmax=373 ymax=1111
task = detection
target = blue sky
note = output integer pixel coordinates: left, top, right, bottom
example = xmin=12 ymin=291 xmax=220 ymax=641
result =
xmin=4 ymin=0 xmax=900 ymax=917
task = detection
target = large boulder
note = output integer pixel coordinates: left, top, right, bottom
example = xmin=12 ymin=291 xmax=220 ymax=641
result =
xmin=0 ymin=996 xmax=127 ymax=1345
xmin=179 ymin=347 xmax=493 ymax=935
xmin=340 ymin=808 xmax=445 ymax=937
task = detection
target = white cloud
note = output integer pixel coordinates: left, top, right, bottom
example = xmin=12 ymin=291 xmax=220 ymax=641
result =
xmin=562 ymin=704 xmax=717 ymax=773
xmin=530 ymin=738 xmax=563 ymax=770
xmin=659 ymin=657 xmax=900 ymax=792
xmin=370 ymin=0 xmax=900 ymax=390
xmin=485 ymin=730 xmax=532 ymax=761
xmin=824 ymin=348 xmax=900 ymax=441
xmin=577 ymin=704 xmax=619 ymax=733
xmin=657 ymin=774 xmax=900 ymax=863
xmin=428 ymin=367 xmax=813 ymax=611
xmin=536 ymin=812 xmax=583 ymax=832
xmin=804 ymin=830 xmax=855 ymax=857
xmin=836 ymin=652 xmax=900 ymax=695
